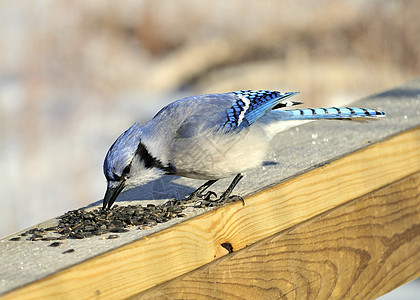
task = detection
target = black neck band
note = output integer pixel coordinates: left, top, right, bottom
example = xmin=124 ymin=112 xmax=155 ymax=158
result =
xmin=135 ymin=142 xmax=176 ymax=175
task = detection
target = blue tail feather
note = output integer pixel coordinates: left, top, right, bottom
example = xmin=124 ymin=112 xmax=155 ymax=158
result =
xmin=275 ymin=107 xmax=385 ymax=121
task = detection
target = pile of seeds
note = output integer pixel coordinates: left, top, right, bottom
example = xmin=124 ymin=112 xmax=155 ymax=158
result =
xmin=8 ymin=194 xmax=241 ymax=243
xmin=10 ymin=200 xmax=186 ymax=242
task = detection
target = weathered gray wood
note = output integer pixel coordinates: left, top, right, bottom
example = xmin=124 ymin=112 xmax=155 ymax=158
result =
xmin=1 ymin=79 xmax=420 ymax=297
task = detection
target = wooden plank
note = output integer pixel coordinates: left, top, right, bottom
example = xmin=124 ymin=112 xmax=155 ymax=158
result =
xmin=136 ymin=171 xmax=420 ymax=300
xmin=2 ymin=124 xmax=420 ymax=300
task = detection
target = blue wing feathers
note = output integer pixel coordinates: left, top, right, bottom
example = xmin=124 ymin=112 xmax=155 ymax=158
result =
xmin=222 ymin=90 xmax=299 ymax=131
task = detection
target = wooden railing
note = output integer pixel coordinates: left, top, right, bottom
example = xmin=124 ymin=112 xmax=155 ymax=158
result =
xmin=1 ymin=80 xmax=420 ymax=299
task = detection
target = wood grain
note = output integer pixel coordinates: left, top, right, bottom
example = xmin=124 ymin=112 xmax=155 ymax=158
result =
xmin=137 ymin=171 xmax=420 ymax=299
xmin=2 ymin=127 xmax=420 ymax=300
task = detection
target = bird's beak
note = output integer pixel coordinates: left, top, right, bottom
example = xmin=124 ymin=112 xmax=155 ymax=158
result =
xmin=103 ymin=181 xmax=125 ymax=210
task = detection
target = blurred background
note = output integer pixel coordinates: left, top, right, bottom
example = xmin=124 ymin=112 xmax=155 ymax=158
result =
xmin=1 ymin=0 xmax=419 ymax=238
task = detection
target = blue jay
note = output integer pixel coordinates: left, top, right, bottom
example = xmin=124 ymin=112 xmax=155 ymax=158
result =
xmin=103 ymin=90 xmax=385 ymax=209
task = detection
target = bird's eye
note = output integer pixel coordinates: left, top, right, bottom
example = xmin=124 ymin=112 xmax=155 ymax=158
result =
xmin=123 ymin=165 xmax=131 ymax=175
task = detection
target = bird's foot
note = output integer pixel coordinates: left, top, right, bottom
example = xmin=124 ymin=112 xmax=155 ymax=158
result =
xmin=193 ymin=193 xmax=244 ymax=208
xmin=180 ymin=189 xmax=217 ymax=206
xmin=188 ymin=190 xmax=217 ymax=203
xmin=179 ymin=174 xmax=244 ymax=208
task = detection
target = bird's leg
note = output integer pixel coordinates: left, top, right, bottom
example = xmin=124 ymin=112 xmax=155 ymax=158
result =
xmin=184 ymin=179 xmax=218 ymax=203
xmin=193 ymin=174 xmax=244 ymax=207
xmin=216 ymin=174 xmax=244 ymax=205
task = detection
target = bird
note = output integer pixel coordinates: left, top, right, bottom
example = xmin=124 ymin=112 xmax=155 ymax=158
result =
xmin=102 ymin=90 xmax=385 ymax=210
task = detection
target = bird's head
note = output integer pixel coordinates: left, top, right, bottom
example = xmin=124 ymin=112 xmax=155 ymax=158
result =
xmin=103 ymin=122 xmax=141 ymax=210
xmin=102 ymin=122 xmax=166 ymax=210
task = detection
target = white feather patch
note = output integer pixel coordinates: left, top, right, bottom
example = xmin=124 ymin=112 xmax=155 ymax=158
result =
xmin=283 ymin=100 xmax=294 ymax=107
xmin=237 ymin=95 xmax=251 ymax=126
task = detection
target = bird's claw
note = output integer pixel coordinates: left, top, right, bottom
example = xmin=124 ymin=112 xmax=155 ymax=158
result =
xmin=183 ymin=190 xmax=217 ymax=205
xmin=193 ymin=194 xmax=244 ymax=208
xmin=227 ymin=195 xmax=245 ymax=206
xmin=202 ymin=191 xmax=218 ymax=201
